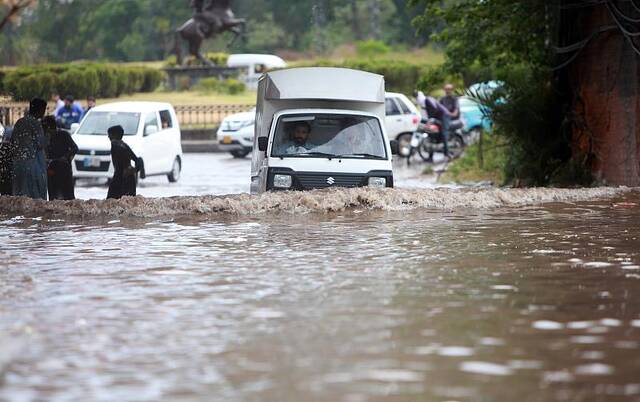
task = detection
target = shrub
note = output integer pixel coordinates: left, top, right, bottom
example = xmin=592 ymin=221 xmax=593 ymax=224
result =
xmin=195 ymin=77 xmax=245 ymax=95
xmin=141 ymin=69 xmax=164 ymax=92
xmin=14 ymin=72 xmax=59 ymax=101
xmin=180 ymin=52 xmax=230 ymax=67
xmin=355 ymin=40 xmax=391 ymax=58
xmin=3 ymin=63 xmax=163 ymax=101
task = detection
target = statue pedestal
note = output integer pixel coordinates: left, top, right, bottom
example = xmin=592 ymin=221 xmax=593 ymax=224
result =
xmin=164 ymin=66 xmax=244 ymax=91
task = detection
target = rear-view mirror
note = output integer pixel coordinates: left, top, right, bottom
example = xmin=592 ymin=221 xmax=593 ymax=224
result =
xmin=258 ymin=137 xmax=268 ymax=152
xmin=390 ymin=140 xmax=399 ymax=156
xmin=70 ymin=123 xmax=80 ymax=134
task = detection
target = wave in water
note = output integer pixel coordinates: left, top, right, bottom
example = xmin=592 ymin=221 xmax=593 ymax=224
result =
xmin=0 ymin=187 xmax=630 ymax=218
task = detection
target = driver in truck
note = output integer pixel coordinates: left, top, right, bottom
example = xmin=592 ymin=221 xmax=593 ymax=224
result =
xmin=279 ymin=121 xmax=316 ymax=155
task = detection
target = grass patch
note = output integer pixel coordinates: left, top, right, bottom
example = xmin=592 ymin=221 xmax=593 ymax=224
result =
xmin=439 ymin=134 xmax=507 ymax=185
xmin=100 ymin=90 xmax=256 ymax=105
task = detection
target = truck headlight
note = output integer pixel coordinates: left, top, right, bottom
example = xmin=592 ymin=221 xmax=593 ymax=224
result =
xmin=368 ymin=177 xmax=387 ymax=188
xmin=273 ymin=174 xmax=292 ymax=189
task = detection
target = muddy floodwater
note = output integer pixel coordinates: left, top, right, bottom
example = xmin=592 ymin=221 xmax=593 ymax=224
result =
xmin=1 ymin=188 xmax=640 ymax=402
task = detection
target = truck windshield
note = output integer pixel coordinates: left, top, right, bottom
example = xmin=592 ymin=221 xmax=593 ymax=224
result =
xmin=271 ymin=114 xmax=387 ymax=159
xmin=77 ymin=112 xmax=140 ymax=136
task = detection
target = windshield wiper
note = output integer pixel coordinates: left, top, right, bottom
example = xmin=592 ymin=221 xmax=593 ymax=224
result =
xmin=291 ymin=151 xmax=337 ymax=159
xmin=337 ymin=153 xmax=386 ymax=159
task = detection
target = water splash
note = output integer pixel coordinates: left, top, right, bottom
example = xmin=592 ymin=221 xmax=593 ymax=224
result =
xmin=0 ymin=186 xmax=631 ymax=218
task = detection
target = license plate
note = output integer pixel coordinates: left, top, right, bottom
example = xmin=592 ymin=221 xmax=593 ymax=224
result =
xmin=223 ymin=135 xmax=232 ymax=144
xmin=83 ymin=157 xmax=101 ymax=168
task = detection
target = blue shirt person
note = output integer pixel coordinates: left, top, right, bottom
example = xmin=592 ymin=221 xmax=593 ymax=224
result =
xmin=55 ymin=95 xmax=84 ymax=129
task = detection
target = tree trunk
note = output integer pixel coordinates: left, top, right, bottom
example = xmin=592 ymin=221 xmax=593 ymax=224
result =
xmin=367 ymin=0 xmax=381 ymax=40
xmin=569 ymin=4 xmax=640 ymax=186
xmin=350 ymin=0 xmax=362 ymax=40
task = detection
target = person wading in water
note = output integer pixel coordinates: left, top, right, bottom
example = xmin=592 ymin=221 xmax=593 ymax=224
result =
xmin=42 ymin=116 xmax=78 ymax=200
xmin=11 ymin=98 xmax=48 ymax=199
xmin=106 ymin=125 xmax=143 ymax=199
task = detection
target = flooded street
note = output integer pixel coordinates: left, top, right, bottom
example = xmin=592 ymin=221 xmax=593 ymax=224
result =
xmin=72 ymin=153 xmax=446 ymax=200
xmin=0 ymin=157 xmax=639 ymax=401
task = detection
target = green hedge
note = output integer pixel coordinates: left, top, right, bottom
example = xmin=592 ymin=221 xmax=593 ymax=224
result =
xmin=293 ymin=59 xmax=428 ymax=95
xmin=165 ymin=52 xmax=229 ymax=68
xmin=1 ymin=63 xmax=164 ymax=101
xmin=195 ymin=77 xmax=245 ymax=95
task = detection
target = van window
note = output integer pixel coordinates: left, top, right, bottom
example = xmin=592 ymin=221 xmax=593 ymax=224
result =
xmin=144 ymin=112 xmax=159 ymax=133
xmin=385 ymin=98 xmax=400 ymax=116
xmin=271 ymin=113 xmax=387 ymax=160
xmin=159 ymin=110 xmax=173 ymax=129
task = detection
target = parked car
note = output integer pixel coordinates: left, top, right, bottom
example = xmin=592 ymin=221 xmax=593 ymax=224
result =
xmin=227 ymin=54 xmax=287 ymax=90
xmin=385 ymin=93 xmax=421 ymax=158
xmin=217 ymin=108 xmax=255 ymax=158
xmin=459 ymin=96 xmax=492 ymax=136
xmin=250 ymin=67 xmax=398 ymax=194
xmin=71 ymin=102 xmax=183 ymax=183
xmin=0 ymin=122 xmax=4 ymax=142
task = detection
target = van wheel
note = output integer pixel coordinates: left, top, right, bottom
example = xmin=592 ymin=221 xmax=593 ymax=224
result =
xmin=231 ymin=150 xmax=249 ymax=158
xmin=168 ymin=157 xmax=181 ymax=183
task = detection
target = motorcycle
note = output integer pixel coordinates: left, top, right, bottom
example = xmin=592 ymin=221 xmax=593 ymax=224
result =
xmin=407 ymin=118 xmax=466 ymax=164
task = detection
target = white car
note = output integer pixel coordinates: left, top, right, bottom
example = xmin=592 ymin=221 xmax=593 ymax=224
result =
xmin=71 ymin=102 xmax=183 ymax=183
xmin=385 ymin=92 xmax=420 ymax=148
xmin=0 ymin=123 xmax=4 ymax=142
xmin=217 ymin=108 xmax=255 ymax=158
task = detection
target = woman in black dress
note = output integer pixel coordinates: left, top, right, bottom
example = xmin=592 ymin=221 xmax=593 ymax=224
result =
xmin=107 ymin=125 xmax=143 ymax=199
xmin=43 ymin=116 xmax=78 ymax=200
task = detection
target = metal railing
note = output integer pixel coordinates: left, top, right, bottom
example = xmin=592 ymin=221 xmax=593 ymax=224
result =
xmin=0 ymin=103 xmax=255 ymax=130
xmin=174 ymin=104 xmax=253 ymax=129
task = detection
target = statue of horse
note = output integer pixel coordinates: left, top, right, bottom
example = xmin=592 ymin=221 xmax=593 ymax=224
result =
xmin=175 ymin=0 xmax=246 ymax=67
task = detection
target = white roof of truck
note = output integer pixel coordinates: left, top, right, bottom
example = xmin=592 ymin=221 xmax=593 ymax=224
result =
xmin=261 ymin=67 xmax=385 ymax=103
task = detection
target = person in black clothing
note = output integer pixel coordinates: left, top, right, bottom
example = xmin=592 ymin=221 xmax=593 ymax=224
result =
xmin=0 ymin=135 xmax=13 ymax=196
xmin=107 ymin=125 xmax=142 ymax=199
xmin=43 ymin=116 xmax=78 ymax=200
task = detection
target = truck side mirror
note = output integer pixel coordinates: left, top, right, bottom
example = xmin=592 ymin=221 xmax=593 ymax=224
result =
xmin=258 ymin=137 xmax=268 ymax=152
xmin=390 ymin=140 xmax=399 ymax=156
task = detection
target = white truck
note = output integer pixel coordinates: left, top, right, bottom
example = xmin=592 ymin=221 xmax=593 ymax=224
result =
xmin=250 ymin=67 xmax=398 ymax=194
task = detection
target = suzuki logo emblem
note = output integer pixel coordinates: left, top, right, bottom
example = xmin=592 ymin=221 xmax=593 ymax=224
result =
xmin=326 ymin=177 xmax=335 ymax=185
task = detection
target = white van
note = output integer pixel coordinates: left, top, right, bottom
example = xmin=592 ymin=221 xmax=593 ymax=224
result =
xmin=227 ymin=54 xmax=287 ymax=90
xmin=250 ymin=67 xmax=398 ymax=194
xmin=71 ymin=102 xmax=183 ymax=182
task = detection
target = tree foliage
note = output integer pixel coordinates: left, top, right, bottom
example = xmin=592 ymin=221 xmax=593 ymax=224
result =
xmin=1 ymin=0 xmax=429 ymax=64
xmin=410 ymin=0 xmax=580 ymax=185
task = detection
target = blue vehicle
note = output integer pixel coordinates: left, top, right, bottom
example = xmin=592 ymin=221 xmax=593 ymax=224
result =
xmin=459 ymin=95 xmax=493 ymax=134
xmin=460 ymin=80 xmax=503 ymax=135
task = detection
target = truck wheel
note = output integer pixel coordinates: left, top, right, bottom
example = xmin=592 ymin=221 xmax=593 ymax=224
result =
xmin=168 ymin=157 xmax=181 ymax=183
xmin=231 ymin=150 xmax=249 ymax=158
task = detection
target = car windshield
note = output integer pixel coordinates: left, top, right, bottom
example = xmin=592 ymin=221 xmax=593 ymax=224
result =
xmin=271 ymin=113 xmax=387 ymax=159
xmin=77 ymin=112 xmax=140 ymax=136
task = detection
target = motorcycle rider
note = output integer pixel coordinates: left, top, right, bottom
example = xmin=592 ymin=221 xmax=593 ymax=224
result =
xmin=417 ymin=91 xmax=453 ymax=161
